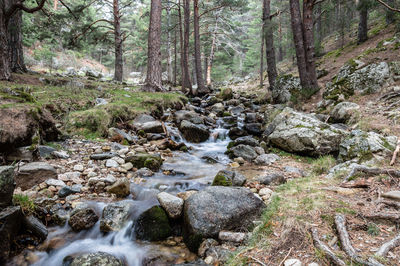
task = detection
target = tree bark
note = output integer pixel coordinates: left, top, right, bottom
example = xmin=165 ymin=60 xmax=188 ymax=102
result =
xmin=178 ymin=0 xmax=185 ymax=87
xmin=193 ymin=0 xmax=207 ymax=95
xmin=167 ymin=0 xmax=173 ymax=83
xmin=206 ymin=13 xmax=219 ymax=87
xmin=113 ymin=0 xmax=123 ymax=82
xmin=260 ymin=1 xmax=265 ymax=88
xmin=182 ymin=0 xmax=192 ymax=93
xmin=8 ymin=10 xmax=27 ymax=73
xmin=358 ymin=1 xmax=368 ymax=44
xmin=263 ymin=0 xmax=278 ymax=90
xmin=174 ymin=24 xmax=177 ymax=86
xmin=143 ymin=0 xmax=162 ymax=91
xmin=302 ymin=0 xmax=318 ymax=89
xmin=1 ymin=0 xmax=12 ymax=80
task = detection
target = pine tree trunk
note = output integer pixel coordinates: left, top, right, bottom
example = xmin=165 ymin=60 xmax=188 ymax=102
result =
xmin=113 ymin=0 xmax=123 ymax=82
xmin=182 ymin=0 xmax=192 ymax=92
xmin=143 ymin=0 xmax=162 ymax=91
xmin=178 ymin=0 xmax=185 ymax=87
xmin=278 ymin=14 xmax=284 ymax=62
xmin=263 ymin=0 xmax=278 ymax=90
xmin=358 ymin=1 xmax=368 ymax=44
xmin=174 ymin=25 xmax=177 ymax=86
xmin=0 ymin=5 xmax=11 ymax=80
xmin=8 ymin=10 xmax=27 ymax=73
xmin=206 ymin=14 xmax=219 ymax=87
xmin=167 ymin=1 xmax=173 ymax=83
xmin=260 ymin=0 xmax=265 ymax=88
xmin=302 ymin=0 xmax=318 ymax=89
xmin=193 ymin=0 xmax=208 ymax=95
xmin=289 ymin=0 xmax=310 ymax=89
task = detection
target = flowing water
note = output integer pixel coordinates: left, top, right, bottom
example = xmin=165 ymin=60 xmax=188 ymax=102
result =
xmin=32 ymin=123 xmax=231 ymax=266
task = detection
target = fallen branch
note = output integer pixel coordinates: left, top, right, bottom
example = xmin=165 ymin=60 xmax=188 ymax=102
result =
xmin=390 ymin=140 xmax=400 ymax=166
xmin=377 ymin=199 xmax=400 ymax=209
xmin=345 ymin=165 xmax=400 ymax=181
xmin=375 ymin=234 xmax=400 ymax=257
xmin=340 ymin=179 xmax=371 ymax=188
xmin=249 ymin=256 xmax=267 ymax=266
xmin=310 ymin=228 xmax=346 ymax=266
xmin=334 ymin=215 xmax=382 ymax=266
xmin=363 ymin=212 xmax=400 ymax=223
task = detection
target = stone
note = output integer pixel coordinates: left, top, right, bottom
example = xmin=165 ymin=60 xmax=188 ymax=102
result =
xmin=108 ymin=127 xmax=135 ymax=144
xmin=135 ymin=205 xmax=172 ymax=241
xmin=68 ymin=207 xmax=99 ymax=232
xmin=284 ymin=166 xmax=304 ymax=176
xmin=284 ymin=259 xmax=302 ymax=266
xmin=174 ymin=110 xmax=204 ymax=125
xmin=267 ymin=107 xmax=346 ymax=156
xmin=330 ymin=102 xmax=360 ymax=123
xmin=218 ymin=88 xmax=233 ymax=100
xmin=107 ymin=178 xmax=130 ymax=198
xmin=382 ymin=191 xmax=400 ymax=201
xmin=257 ymin=173 xmax=285 ymax=185
xmin=138 ymin=121 xmax=164 ymax=134
xmin=212 ymin=170 xmax=246 ymax=187
xmin=106 ymin=159 xmax=119 ymax=168
xmin=52 ymin=150 xmax=70 ymax=159
xmin=229 ymin=145 xmax=258 ymax=161
xmin=64 ymin=252 xmax=124 ymax=266
xmin=120 ymin=162 xmax=133 ymax=171
xmin=218 ymin=231 xmax=248 ymax=243
xmin=38 ymin=145 xmax=56 ymax=158
xmin=228 ymin=127 xmax=247 ymax=140
xmin=16 ymin=162 xmax=57 ymax=190
xmin=135 ymin=168 xmax=154 ymax=177
xmin=272 ymin=74 xmax=302 ymax=104
xmin=231 ymin=136 xmax=260 ymax=147
xmin=254 ymin=154 xmax=280 ymax=165
xmin=198 ymin=239 xmax=219 ymax=258
xmin=157 ymin=192 xmax=184 ymax=219
xmin=90 ymin=152 xmax=117 ymax=160
xmin=58 ymin=185 xmax=81 ymax=198
xmin=126 ymin=153 xmax=163 ymax=172
xmin=179 ymin=120 xmax=210 ymax=143
xmin=244 ymin=123 xmax=263 ymax=136
xmin=45 ymin=179 xmax=66 ymax=187
xmin=0 ymin=166 xmax=15 ymax=209
xmin=258 ymin=188 xmax=273 ymax=198
xmin=0 ymin=206 xmax=22 ymax=260
xmin=183 ymin=186 xmax=265 ymax=252
xmin=100 ymin=201 xmax=132 ymax=232
xmin=73 ymin=164 xmax=84 ymax=172
xmin=22 ymin=214 xmax=48 ymax=240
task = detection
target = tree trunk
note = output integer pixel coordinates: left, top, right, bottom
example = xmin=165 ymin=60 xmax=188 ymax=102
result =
xmin=113 ymin=0 xmax=123 ymax=82
xmin=193 ymin=0 xmax=207 ymax=95
xmin=315 ymin=2 xmax=322 ymax=56
xmin=167 ymin=0 xmax=173 ymax=83
xmin=8 ymin=10 xmax=27 ymax=73
xmin=260 ymin=0 xmax=265 ymax=87
xmin=358 ymin=1 xmax=368 ymax=44
xmin=0 ymin=4 xmax=11 ymax=80
xmin=174 ymin=25 xmax=177 ymax=86
xmin=206 ymin=14 xmax=219 ymax=87
xmin=278 ymin=13 xmax=284 ymax=62
xmin=263 ymin=0 xmax=278 ymax=90
xmin=53 ymin=0 xmax=58 ymax=10
xmin=182 ymin=0 xmax=192 ymax=93
xmin=143 ymin=0 xmax=162 ymax=91
xmin=289 ymin=0 xmax=310 ymax=89
xmin=302 ymin=0 xmax=318 ymax=89
xmin=178 ymin=0 xmax=185 ymax=87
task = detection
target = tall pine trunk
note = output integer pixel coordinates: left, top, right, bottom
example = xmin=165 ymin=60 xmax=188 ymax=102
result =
xmin=302 ymin=0 xmax=318 ymax=89
xmin=357 ymin=1 xmax=368 ymax=44
xmin=178 ymin=0 xmax=185 ymax=87
xmin=182 ymin=0 xmax=192 ymax=93
xmin=167 ymin=1 xmax=173 ymax=83
xmin=0 ymin=5 xmax=11 ymax=80
xmin=174 ymin=26 xmax=177 ymax=86
xmin=263 ymin=0 xmax=278 ymax=90
xmin=260 ymin=1 xmax=265 ymax=88
xmin=113 ymin=0 xmax=123 ymax=82
xmin=193 ymin=0 xmax=207 ymax=95
xmin=8 ymin=10 xmax=27 ymax=73
xmin=206 ymin=14 xmax=219 ymax=87
xmin=143 ymin=0 xmax=162 ymax=91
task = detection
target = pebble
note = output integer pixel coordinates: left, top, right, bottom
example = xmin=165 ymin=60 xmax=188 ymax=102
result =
xmin=46 ymin=179 xmax=66 ymax=187
xmin=106 ymin=159 xmax=119 ymax=168
xmin=120 ymin=162 xmax=133 ymax=171
xmin=284 ymin=259 xmax=302 ymax=266
xmin=73 ymin=164 xmax=84 ymax=172
xmin=258 ymin=188 xmax=273 ymax=197
xmin=111 ymin=156 xmax=125 ymax=165
xmin=234 ymin=157 xmax=245 ymax=164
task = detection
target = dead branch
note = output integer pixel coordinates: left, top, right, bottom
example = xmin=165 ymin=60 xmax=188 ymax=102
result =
xmin=375 ymin=0 xmax=400 ymax=12
xmin=375 ymin=234 xmax=400 ymax=257
xmin=363 ymin=212 xmax=400 ymax=223
xmin=377 ymin=199 xmax=400 ymax=209
xmin=334 ymin=215 xmax=381 ymax=266
xmin=390 ymin=140 xmax=400 ymax=166
xmin=340 ymin=179 xmax=371 ymax=188
xmin=345 ymin=165 xmax=400 ymax=181
xmin=310 ymin=228 xmax=346 ymax=266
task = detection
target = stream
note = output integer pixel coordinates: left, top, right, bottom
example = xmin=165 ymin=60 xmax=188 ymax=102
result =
xmin=31 ymin=122 xmax=232 ymax=266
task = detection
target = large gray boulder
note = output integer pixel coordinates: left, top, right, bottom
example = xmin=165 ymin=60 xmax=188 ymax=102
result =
xmin=339 ymin=130 xmax=397 ymax=163
xmin=267 ymin=108 xmax=346 ymax=156
xmin=100 ymin=201 xmax=132 ymax=232
xmin=16 ymin=162 xmax=57 ymax=190
xmin=134 ymin=205 xmax=172 ymax=241
xmin=179 ymin=120 xmax=210 ymax=143
xmin=329 ymin=102 xmax=360 ymax=123
xmin=183 ymin=186 xmax=265 ymax=252
xmin=0 ymin=166 xmax=15 ymax=209
xmin=64 ymin=252 xmax=124 ymax=266
xmin=132 ymin=114 xmax=163 ymax=134
xmin=271 ymin=75 xmax=301 ymax=104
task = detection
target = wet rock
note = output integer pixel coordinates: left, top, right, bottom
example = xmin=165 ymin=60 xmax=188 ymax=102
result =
xmin=212 ymin=170 xmax=246 ymax=186
xmin=157 ymin=192 xmax=184 ymax=219
xmin=254 ymin=154 xmax=280 ymax=165
xmin=257 ymin=173 xmax=285 ymax=185
xmin=183 ymin=186 xmax=265 ymax=252
xmin=64 ymin=252 xmax=124 ymax=266
xmin=90 ymin=152 xmax=117 ymax=160
xmin=0 ymin=166 xmax=15 ymax=209
xmin=108 ymin=128 xmax=135 ymax=144
xmin=329 ymin=102 xmax=360 ymax=123
xmin=135 ymin=168 xmax=154 ymax=177
xmin=58 ymin=185 xmax=80 ymax=198
xmin=211 ymin=103 xmax=225 ymax=115
xmin=228 ymin=127 xmax=247 ymax=140
xmin=50 ymin=205 xmax=69 ymax=225
xmin=100 ymin=201 xmax=132 ymax=232
xmin=68 ymin=207 xmax=99 ymax=232
xmin=244 ymin=123 xmax=263 ymax=136
xmin=16 ymin=162 xmax=57 ymax=190
xmin=179 ymin=120 xmax=210 ymax=143
xmin=229 ymin=144 xmax=258 ymax=161
xmin=135 ymin=205 xmax=172 ymax=241
xmin=0 ymin=206 xmax=22 ymax=261
xmin=218 ymin=231 xmax=248 ymax=243
xmin=174 ymin=110 xmax=204 ymax=125
xmin=231 ymin=136 xmax=259 ymax=147
xmin=22 ymin=215 xmax=48 ymax=240
xmin=382 ymin=191 xmax=400 ymax=201
xmin=107 ymin=178 xmax=130 ymax=198
xmin=157 ymin=138 xmax=186 ymax=151
xmin=137 ymin=121 xmax=164 ymax=134
xmin=267 ymin=107 xmax=346 ymax=156
xmin=229 ymin=106 xmax=245 ymax=116
xmin=126 ymin=153 xmax=163 ymax=172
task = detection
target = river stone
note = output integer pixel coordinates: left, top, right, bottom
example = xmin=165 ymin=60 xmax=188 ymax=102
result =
xmin=65 ymin=252 xmax=124 ymax=266
xmin=0 ymin=166 xmax=15 ymax=209
xmin=212 ymin=170 xmax=246 ymax=186
xmin=0 ymin=206 xmax=22 ymax=261
xmin=329 ymin=102 xmax=360 ymax=123
xmin=38 ymin=145 xmax=56 ymax=158
xmin=126 ymin=153 xmax=163 ymax=172
xmin=382 ymin=191 xmax=400 ymax=201
xmin=58 ymin=186 xmax=80 ymax=198
xmin=69 ymin=207 xmax=99 ymax=232
xmin=231 ymin=136 xmax=260 ymax=147
xmin=229 ymin=144 xmax=258 ymax=161
xmin=100 ymin=201 xmax=132 ymax=232
xmin=179 ymin=120 xmax=210 ymax=143
xmin=106 ymin=159 xmax=119 ymax=168
xmin=267 ymin=107 xmax=346 ymax=156
xmin=157 ymin=192 xmax=184 ymax=219
xmin=22 ymin=214 xmax=48 ymax=240
xmin=228 ymin=127 xmax=247 ymax=140
xmin=254 ymin=154 xmax=281 ymax=165
xmin=257 ymin=173 xmax=285 ymax=185
xmin=16 ymin=162 xmax=57 ymax=190
xmin=46 ymin=178 xmax=66 ymax=187
xmin=244 ymin=123 xmax=263 ymax=136
xmin=108 ymin=127 xmax=135 ymax=144
xmin=135 ymin=205 xmax=172 ymax=241
xmin=90 ymin=152 xmax=117 ymax=160
xmin=218 ymin=231 xmax=248 ymax=243
xmin=174 ymin=110 xmax=204 ymax=125
xmin=138 ymin=121 xmax=164 ymax=134
xmin=183 ymin=186 xmax=265 ymax=252
xmin=107 ymin=178 xmax=130 ymax=198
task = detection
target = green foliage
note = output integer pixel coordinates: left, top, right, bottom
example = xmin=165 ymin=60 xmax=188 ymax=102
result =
xmin=367 ymin=223 xmax=380 ymax=236
xmin=13 ymin=194 xmax=35 ymax=214
xmin=311 ymin=156 xmax=336 ymax=175
xmin=33 ymin=46 xmax=56 ymax=71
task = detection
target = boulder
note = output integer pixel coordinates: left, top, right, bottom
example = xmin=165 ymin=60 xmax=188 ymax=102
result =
xmin=228 ymin=127 xmax=247 ymax=140
xmin=231 ymin=136 xmax=260 ymax=147
xmin=126 ymin=153 xmax=163 ymax=172
xmin=267 ymin=108 xmax=346 ymax=156
xmin=174 ymin=110 xmax=204 ymax=125
xmin=257 ymin=173 xmax=285 ymax=185
xmin=271 ymin=74 xmax=301 ymax=104
xmin=179 ymin=120 xmax=210 ymax=143
xmin=107 ymin=178 xmax=130 ymax=198
xmin=135 ymin=205 xmax=172 ymax=241
xmin=137 ymin=121 xmax=164 ymax=134
xmin=100 ymin=201 xmax=132 ymax=232
xmin=16 ymin=162 xmax=57 ymax=190
xmin=108 ymin=128 xmax=135 ymax=144
xmin=157 ymin=192 xmax=184 ymax=219
xmin=64 ymin=252 xmax=124 ymax=266
xmin=218 ymin=88 xmax=233 ymax=100
xmin=329 ymin=102 xmax=360 ymax=123
xmin=244 ymin=123 xmax=263 ymax=136
xmin=0 ymin=166 xmax=15 ymax=209
xmin=0 ymin=206 xmax=22 ymax=261
xmin=338 ymin=130 xmax=397 ymax=163
xmin=22 ymin=214 xmax=48 ymax=240
xmin=183 ymin=186 xmax=265 ymax=252
xmin=229 ymin=144 xmax=258 ymax=161
xmin=211 ymin=170 xmax=246 ymax=186
xmin=68 ymin=207 xmax=99 ymax=232
xmin=254 ymin=154 xmax=281 ymax=165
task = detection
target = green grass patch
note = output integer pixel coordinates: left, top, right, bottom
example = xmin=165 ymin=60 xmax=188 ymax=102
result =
xmin=311 ymin=155 xmax=336 ymax=175
xmin=13 ymin=194 xmax=35 ymax=215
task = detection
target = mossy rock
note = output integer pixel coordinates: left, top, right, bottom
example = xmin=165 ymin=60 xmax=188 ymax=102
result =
xmin=218 ymin=88 xmax=233 ymax=101
xmin=212 ymin=173 xmax=233 ymax=186
xmin=65 ymin=108 xmax=111 ymax=136
xmin=126 ymin=153 xmax=163 ymax=171
xmin=135 ymin=205 xmax=172 ymax=241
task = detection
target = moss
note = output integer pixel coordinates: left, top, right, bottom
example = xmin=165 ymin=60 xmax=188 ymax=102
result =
xmin=223 ymin=112 xmax=231 ymax=117
xmin=180 ymin=145 xmax=188 ymax=152
xmin=212 ymin=174 xmax=233 ymax=186
xmin=135 ymin=206 xmax=172 ymax=241
xmin=227 ymin=141 xmax=235 ymax=150
xmin=126 ymin=153 xmax=163 ymax=171
xmin=65 ymin=108 xmax=111 ymax=137
xmin=138 ymin=130 xmax=146 ymax=137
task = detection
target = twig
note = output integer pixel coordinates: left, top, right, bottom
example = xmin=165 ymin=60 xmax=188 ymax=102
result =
xmin=390 ymin=140 xmax=400 ymax=166
xmin=310 ymin=228 xmax=346 ymax=266
xmin=278 ymin=247 xmax=292 ymax=266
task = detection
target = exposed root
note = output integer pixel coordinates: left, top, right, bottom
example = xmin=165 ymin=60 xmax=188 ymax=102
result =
xmin=345 ymin=165 xmax=400 ymax=181
xmin=309 ymin=227 xmax=346 ymax=266
xmin=375 ymin=234 xmax=400 ymax=257
xmin=363 ymin=212 xmax=400 ymax=223
xmin=334 ymin=214 xmax=382 ymax=266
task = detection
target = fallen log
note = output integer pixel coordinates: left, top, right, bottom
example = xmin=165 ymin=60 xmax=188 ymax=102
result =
xmin=345 ymin=165 xmax=400 ymax=181
xmin=375 ymin=233 xmax=400 ymax=257
xmin=310 ymin=227 xmax=346 ymax=266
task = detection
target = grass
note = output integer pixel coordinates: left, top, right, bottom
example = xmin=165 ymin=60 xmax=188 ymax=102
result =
xmin=13 ymin=194 xmax=35 ymax=215
xmin=311 ymin=155 xmax=336 ymax=175
xmin=269 ymin=147 xmax=314 ymax=163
